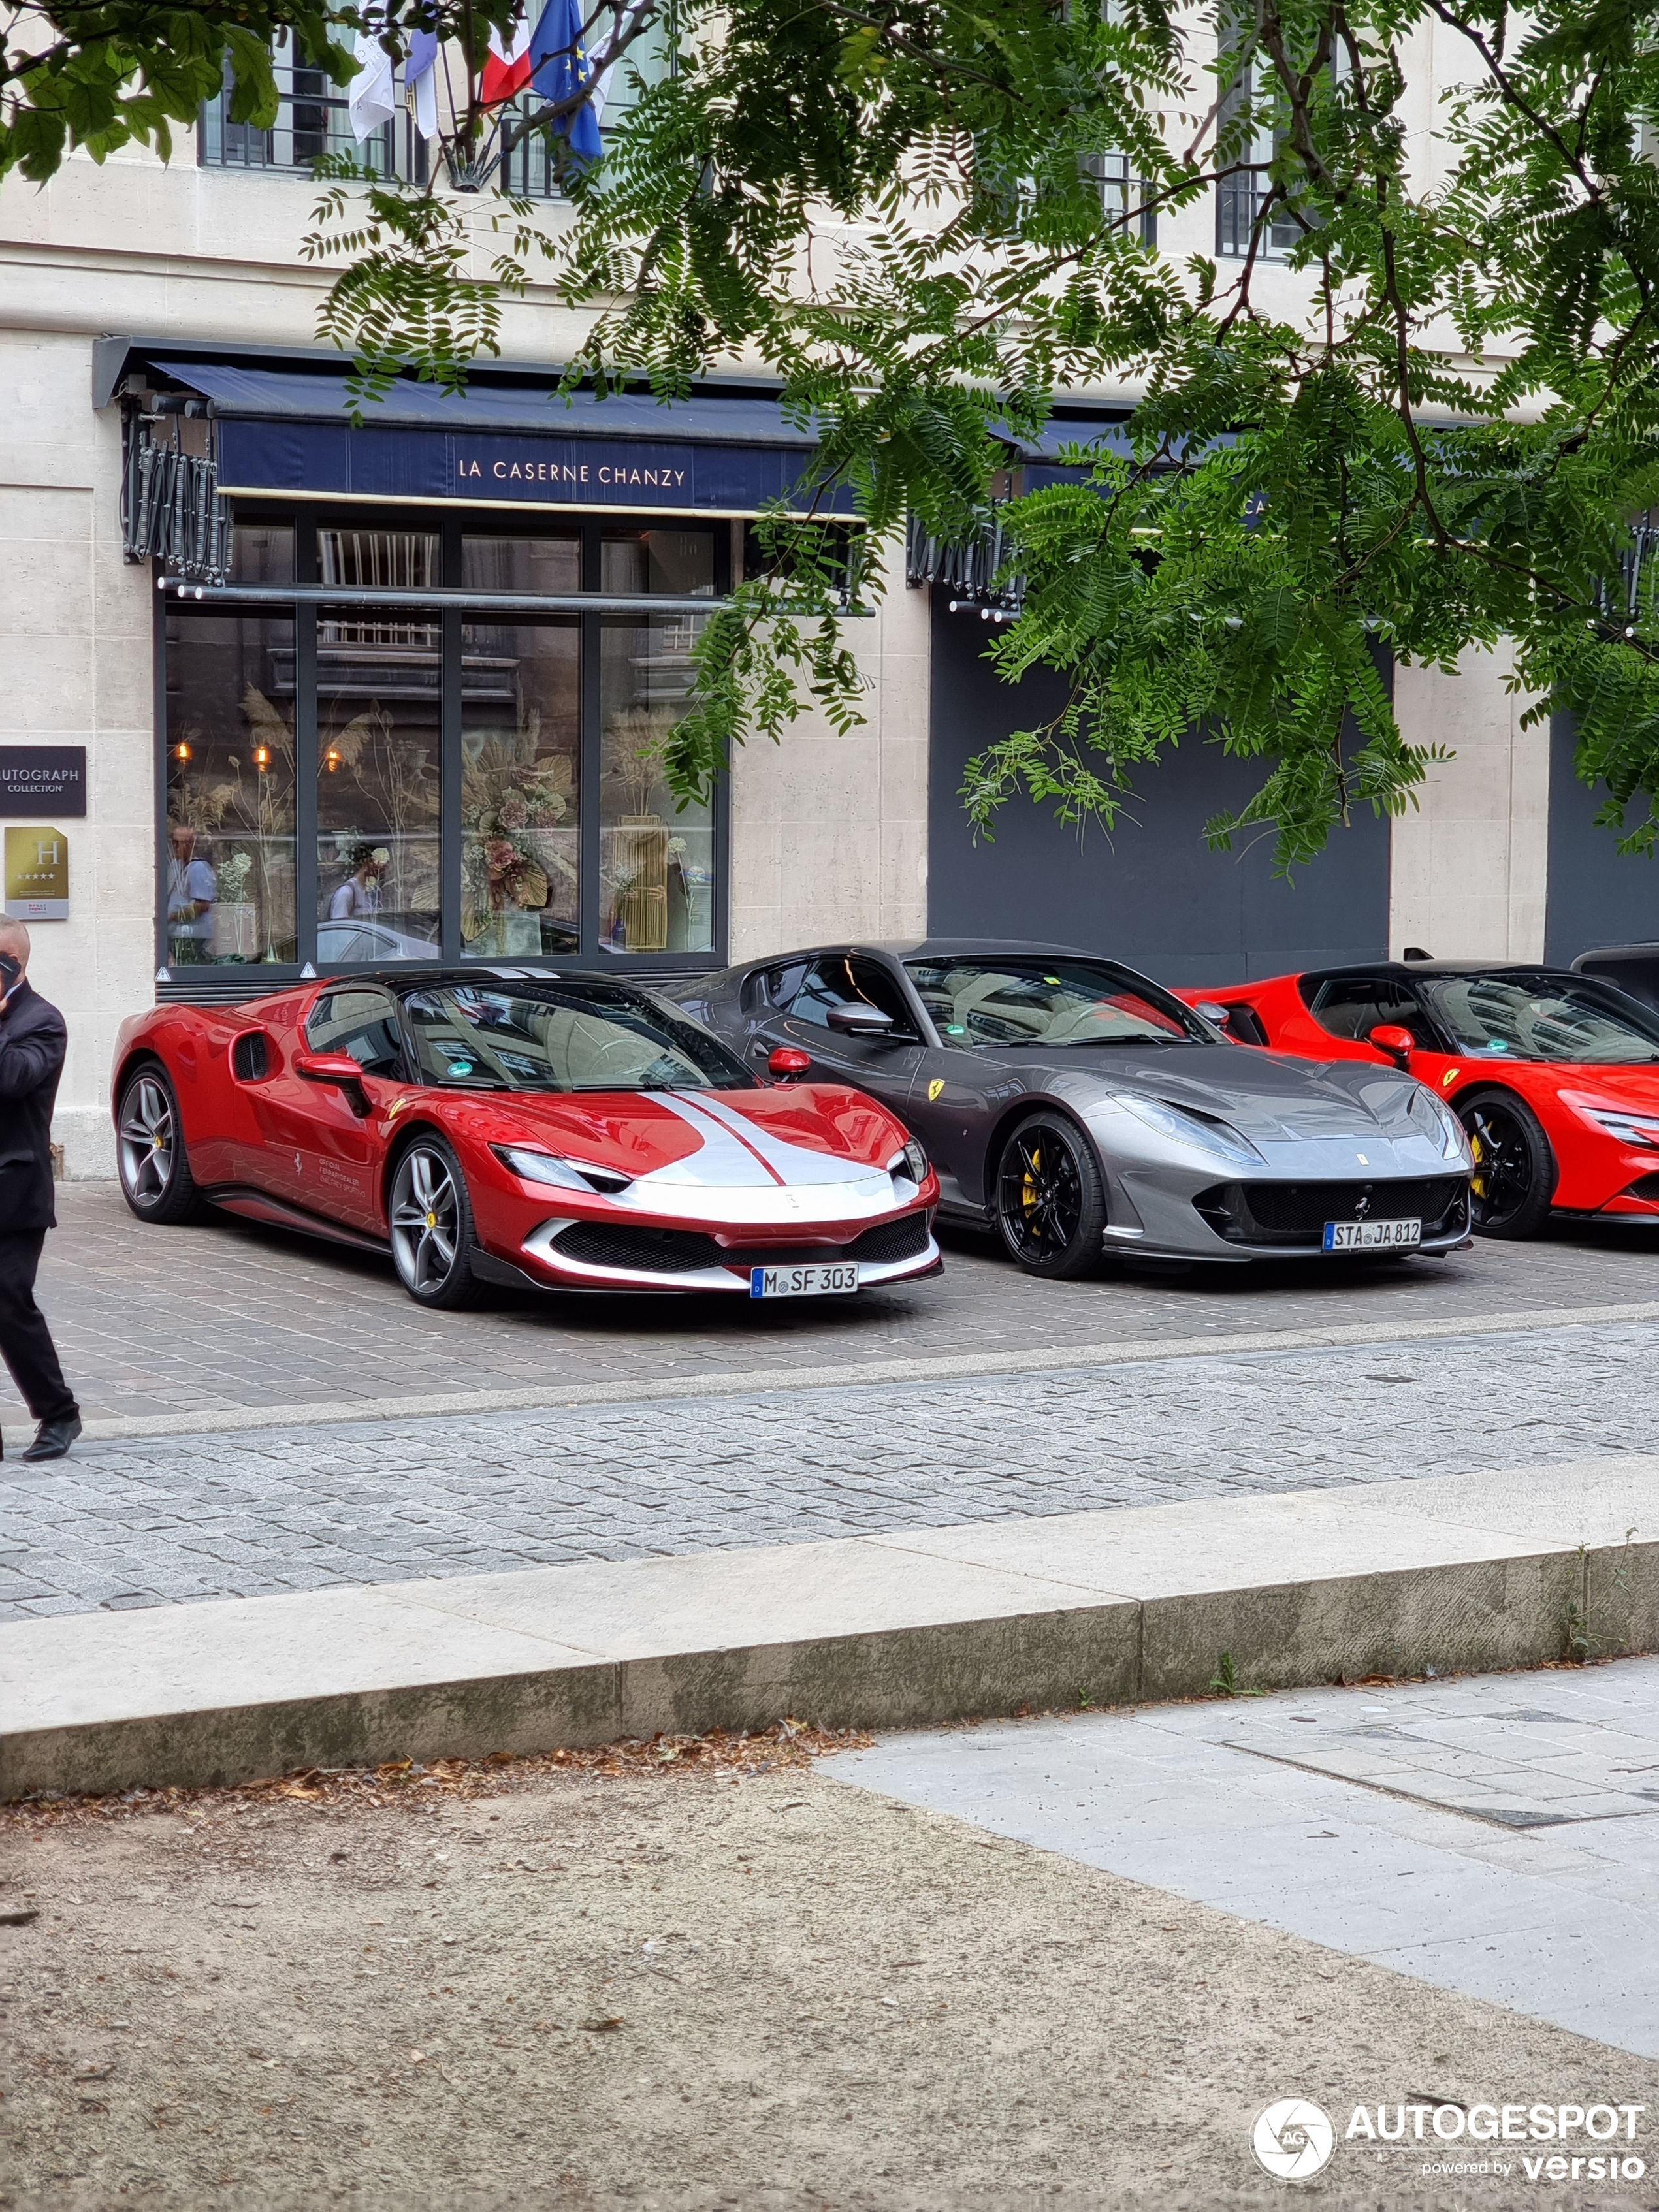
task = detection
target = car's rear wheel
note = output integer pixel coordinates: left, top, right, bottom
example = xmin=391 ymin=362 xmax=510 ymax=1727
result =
xmin=1458 ymin=1087 xmax=1556 ymax=1238
xmin=116 ymin=1063 xmax=204 ymax=1224
xmin=389 ymin=1136 xmax=483 ymax=1307
xmin=994 ymin=1112 xmax=1107 ymax=1279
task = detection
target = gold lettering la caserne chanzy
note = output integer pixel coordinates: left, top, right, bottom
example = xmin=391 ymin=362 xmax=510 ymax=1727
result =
xmin=454 ymin=457 xmax=690 ymax=489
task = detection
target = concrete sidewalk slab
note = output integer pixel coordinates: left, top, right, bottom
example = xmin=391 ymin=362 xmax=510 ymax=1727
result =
xmin=4 ymin=1456 xmax=1658 ymax=1799
xmin=31 ymin=1294 xmax=1659 ymax=1446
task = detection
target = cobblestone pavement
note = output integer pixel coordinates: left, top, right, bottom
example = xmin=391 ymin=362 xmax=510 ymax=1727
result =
xmin=1 ymin=1317 xmax=1652 ymax=1620
xmin=16 ymin=1183 xmax=1659 ymax=1425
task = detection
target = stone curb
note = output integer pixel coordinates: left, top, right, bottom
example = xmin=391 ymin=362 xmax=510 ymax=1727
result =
xmin=27 ymin=1298 xmax=1659 ymax=1450
xmin=3 ymin=1456 xmax=1654 ymax=1799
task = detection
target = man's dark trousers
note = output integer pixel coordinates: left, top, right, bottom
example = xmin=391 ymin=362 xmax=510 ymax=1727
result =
xmin=0 ymin=978 xmax=78 ymax=1429
xmin=0 ymin=1231 xmax=74 ymax=1422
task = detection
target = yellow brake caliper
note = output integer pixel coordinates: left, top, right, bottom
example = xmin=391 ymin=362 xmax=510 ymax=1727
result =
xmin=1469 ymin=1129 xmax=1486 ymax=1199
xmin=1023 ymin=1146 xmax=1041 ymax=1236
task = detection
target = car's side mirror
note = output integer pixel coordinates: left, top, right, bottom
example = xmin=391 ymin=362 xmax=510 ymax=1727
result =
xmin=768 ymin=1046 xmax=813 ymax=1081
xmin=1369 ymin=1023 xmax=1416 ymax=1070
xmin=294 ymin=1050 xmax=373 ymax=1117
xmin=1193 ymin=1002 xmax=1234 ymax=1035
xmin=825 ymin=1003 xmax=897 ymax=1039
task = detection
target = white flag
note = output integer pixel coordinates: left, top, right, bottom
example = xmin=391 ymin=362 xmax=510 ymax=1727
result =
xmin=349 ymin=29 xmax=397 ymax=141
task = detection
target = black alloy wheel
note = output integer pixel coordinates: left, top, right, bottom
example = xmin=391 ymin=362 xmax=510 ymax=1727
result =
xmin=388 ymin=1136 xmax=483 ymax=1308
xmin=1458 ymin=1087 xmax=1556 ymax=1239
xmin=116 ymin=1063 xmax=204 ymax=1225
xmin=994 ymin=1112 xmax=1108 ymax=1279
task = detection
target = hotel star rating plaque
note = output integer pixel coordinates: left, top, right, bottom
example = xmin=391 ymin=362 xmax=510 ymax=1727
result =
xmin=4 ymin=825 xmax=69 ymax=920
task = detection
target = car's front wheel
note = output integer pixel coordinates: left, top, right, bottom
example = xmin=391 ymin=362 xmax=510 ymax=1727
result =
xmin=1458 ymin=1087 xmax=1556 ymax=1238
xmin=994 ymin=1112 xmax=1107 ymax=1278
xmin=389 ymin=1136 xmax=483 ymax=1307
xmin=116 ymin=1063 xmax=204 ymax=1224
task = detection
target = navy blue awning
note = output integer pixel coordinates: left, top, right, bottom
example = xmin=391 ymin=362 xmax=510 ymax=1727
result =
xmin=148 ymin=357 xmax=851 ymax=516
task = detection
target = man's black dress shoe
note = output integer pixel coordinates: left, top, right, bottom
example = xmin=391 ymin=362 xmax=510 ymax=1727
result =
xmin=22 ymin=1415 xmax=81 ymax=1462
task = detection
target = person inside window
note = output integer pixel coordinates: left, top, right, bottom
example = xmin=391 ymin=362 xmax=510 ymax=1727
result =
xmin=330 ymin=843 xmax=385 ymax=923
xmin=165 ymin=825 xmax=217 ymax=965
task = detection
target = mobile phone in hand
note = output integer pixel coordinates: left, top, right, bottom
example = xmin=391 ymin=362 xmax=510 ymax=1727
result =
xmin=0 ymin=954 xmax=20 ymax=997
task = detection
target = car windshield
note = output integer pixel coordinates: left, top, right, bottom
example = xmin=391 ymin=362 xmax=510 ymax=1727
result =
xmin=903 ymin=956 xmax=1211 ymax=1049
xmin=1423 ymin=972 xmax=1659 ymax=1065
xmin=402 ymin=983 xmax=755 ymax=1093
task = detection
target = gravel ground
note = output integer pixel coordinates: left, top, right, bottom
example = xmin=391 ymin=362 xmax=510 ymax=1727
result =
xmin=3 ymin=1319 xmax=1657 ymax=1620
xmin=2 ymin=1741 xmax=1656 ymax=2211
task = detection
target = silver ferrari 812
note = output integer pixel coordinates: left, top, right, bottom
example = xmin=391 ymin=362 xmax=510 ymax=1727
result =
xmin=673 ymin=940 xmax=1475 ymax=1276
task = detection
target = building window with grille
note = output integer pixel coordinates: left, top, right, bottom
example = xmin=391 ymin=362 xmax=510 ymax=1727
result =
xmin=197 ymin=29 xmax=430 ymax=180
xmin=1082 ymin=152 xmax=1157 ymax=248
xmin=1214 ymin=38 xmax=1301 ymax=262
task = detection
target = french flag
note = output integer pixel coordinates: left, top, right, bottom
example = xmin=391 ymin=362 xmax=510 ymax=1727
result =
xmin=479 ymin=9 xmax=534 ymax=104
xmin=481 ymin=0 xmax=600 ymax=152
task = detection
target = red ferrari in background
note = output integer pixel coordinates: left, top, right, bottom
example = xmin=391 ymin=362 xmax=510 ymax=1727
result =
xmin=1178 ymin=960 xmax=1659 ymax=1238
xmin=111 ymin=972 xmax=941 ymax=1305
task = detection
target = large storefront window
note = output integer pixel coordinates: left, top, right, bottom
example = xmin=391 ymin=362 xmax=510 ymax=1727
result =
xmin=461 ymin=618 xmax=581 ymax=957
xmin=318 ymin=579 xmax=443 ymax=963
xmin=600 ymin=616 xmax=715 ymax=954
xmin=158 ymin=513 xmax=727 ymax=976
xmin=598 ymin=532 xmax=717 ymax=955
xmin=165 ymin=615 xmax=297 ymax=966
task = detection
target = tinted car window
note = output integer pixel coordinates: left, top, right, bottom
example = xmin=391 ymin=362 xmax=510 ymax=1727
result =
xmin=402 ymin=983 xmax=755 ymax=1092
xmin=304 ymin=986 xmax=405 ymax=1077
xmin=1306 ymin=976 xmax=1437 ymax=1050
xmin=790 ymin=955 xmax=918 ymax=1035
xmin=761 ymin=959 xmax=812 ymax=1010
xmin=1573 ymin=951 xmax=1659 ymax=1017
xmin=902 ymin=957 xmax=1208 ymax=1048
xmin=1423 ymin=972 xmax=1659 ymax=1065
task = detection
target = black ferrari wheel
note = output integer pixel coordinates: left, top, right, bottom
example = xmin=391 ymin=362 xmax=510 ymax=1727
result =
xmin=389 ymin=1136 xmax=482 ymax=1308
xmin=1459 ymin=1087 xmax=1556 ymax=1239
xmin=116 ymin=1063 xmax=204 ymax=1224
xmin=994 ymin=1112 xmax=1107 ymax=1279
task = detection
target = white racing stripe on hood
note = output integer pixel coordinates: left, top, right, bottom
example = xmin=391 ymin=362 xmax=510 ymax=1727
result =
xmin=639 ymin=1092 xmax=777 ymax=1186
xmin=672 ymin=1089 xmax=890 ymax=1189
xmin=597 ymin=1090 xmax=899 ymax=1226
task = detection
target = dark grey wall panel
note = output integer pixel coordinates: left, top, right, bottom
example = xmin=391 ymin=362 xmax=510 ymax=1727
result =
xmin=927 ymin=597 xmax=1392 ymax=987
xmin=1544 ymin=714 xmax=1659 ymax=963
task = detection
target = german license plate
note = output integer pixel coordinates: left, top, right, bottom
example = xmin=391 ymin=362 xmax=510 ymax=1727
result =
xmin=749 ymin=1262 xmax=860 ymax=1298
xmin=1323 ymin=1217 xmax=1421 ymax=1252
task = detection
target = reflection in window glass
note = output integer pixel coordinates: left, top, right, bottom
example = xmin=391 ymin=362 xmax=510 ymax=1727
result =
xmin=318 ymin=597 xmax=442 ymax=964
xmin=903 ymin=957 xmax=1206 ymax=1048
xmin=601 ymin=531 xmax=715 ymax=597
xmin=460 ymin=620 xmax=581 ymax=959
xmin=231 ymin=525 xmax=294 ymax=584
xmin=461 ymin=536 xmax=581 ymax=595
xmin=403 ymin=982 xmax=752 ymax=1091
xmin=790 ymin=957 xmax=918 ymax=1034
xmin=165 ymin=616 xmax=297 ymax=966
xmin=599 ymin=614 xmax=715 ymax=954
xmin=1423 ymin=974 xmax=1659 ymax=1065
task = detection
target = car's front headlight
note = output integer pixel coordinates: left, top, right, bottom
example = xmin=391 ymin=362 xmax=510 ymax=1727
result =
xmin=1108 ymin=1093 xmax=1263 ymax=1166
xmin=1408 ymin=1084 xmax=1474 ymax=1162
xmin=492 ymin=1144 xmax=633 ymax=1194
xmin=887 ymin=1138 xmax=929 ymax=1188
xmin=1582 ymin=1106 xmax=1659 ymax=1150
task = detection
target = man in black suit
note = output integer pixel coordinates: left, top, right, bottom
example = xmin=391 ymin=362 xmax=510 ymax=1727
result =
xmin=0 ymin=918 xmax=80 ymax=1461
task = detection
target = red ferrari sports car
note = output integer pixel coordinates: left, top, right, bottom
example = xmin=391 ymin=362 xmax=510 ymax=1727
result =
xmin=111 ymin=971 xmax=941 ymax=1304
xmin=1178 ymin=959 xmax=1659 ymax=1238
